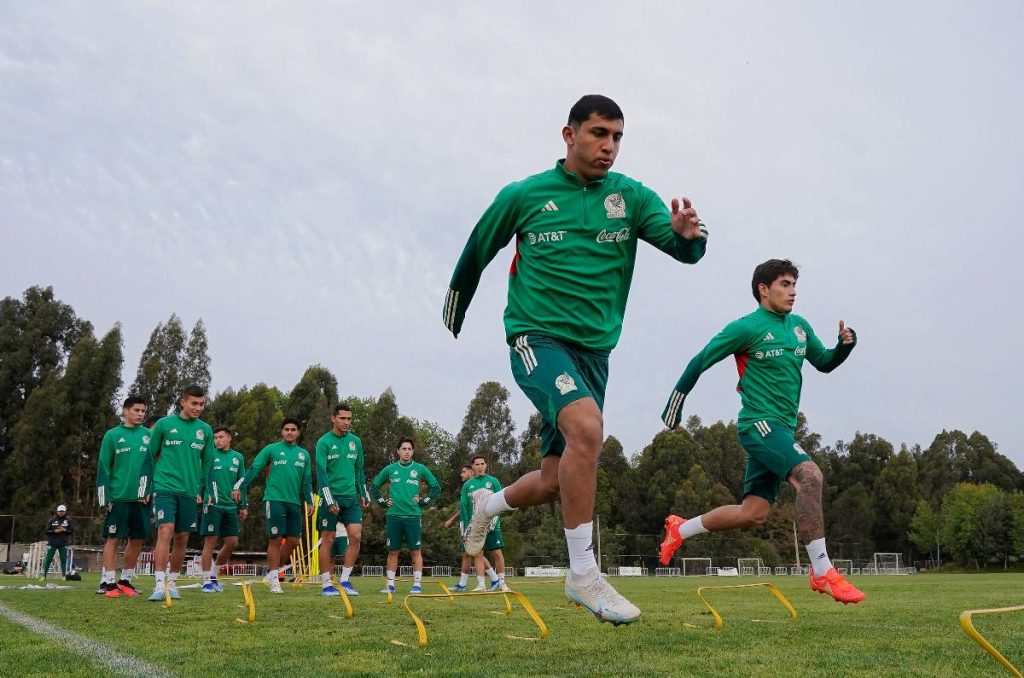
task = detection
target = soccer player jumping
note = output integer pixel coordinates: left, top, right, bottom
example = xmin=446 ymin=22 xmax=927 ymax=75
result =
xmin=658 ymin=259 xmax=865 ymax=604
xmin=445 ymin=94 xmax=708 ymax=624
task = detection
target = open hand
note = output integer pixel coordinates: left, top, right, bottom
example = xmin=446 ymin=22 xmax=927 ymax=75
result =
xmin=670 ymin=197 xmax=703 ymax=240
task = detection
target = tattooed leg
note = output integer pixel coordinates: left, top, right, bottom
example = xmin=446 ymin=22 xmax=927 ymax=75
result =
xmin=788 ymin=461 xmax=825 ymax=541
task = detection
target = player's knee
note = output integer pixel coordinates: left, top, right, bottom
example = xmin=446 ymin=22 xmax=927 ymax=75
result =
xmin=744 ymin=509 xmax=769 ymax=528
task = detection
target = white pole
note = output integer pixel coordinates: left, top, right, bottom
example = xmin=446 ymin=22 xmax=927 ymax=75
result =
xmin=792 ymin=521 xmax=800 ymax=568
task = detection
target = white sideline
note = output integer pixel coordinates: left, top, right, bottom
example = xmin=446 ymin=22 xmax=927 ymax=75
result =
xmin=0 ymin=601 xmax=172 ymax=677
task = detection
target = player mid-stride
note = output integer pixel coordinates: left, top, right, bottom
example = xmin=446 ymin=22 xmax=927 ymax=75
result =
xmin=658 ymin=259 xmax=864 ymax=604
xmin=445 ymin=94 xmax=708 ymax=625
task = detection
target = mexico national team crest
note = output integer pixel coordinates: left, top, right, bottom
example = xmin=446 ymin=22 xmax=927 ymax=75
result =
xmin=142 ymin=435 xmax=150 ymax=444
xmin=410 ymin=470 xmax=418 ymax=478
xmin=349 ymin=441 xmax=356 ymax=451
xmin=793 ymin=326 xmax=807 ymax=342
xmin=555 ymin=372 xmax=578 ymax=396
xmin=604 ymin=193 xmax=626 ymax=218
xmin=195 ymin=430 xmax=204 ymax=440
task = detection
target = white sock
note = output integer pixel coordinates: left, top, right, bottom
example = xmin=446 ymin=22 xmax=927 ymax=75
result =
xmin=155 ymin=571 xmax=166 ymax=588
xmin=168 ymin=573 xmax=178 ymax=586
xmin=268 ymin=568 xmax=279 ymax=582
xmin=476 ymin=575 xmax=485 ymax=587
xmin=679 ymin=515 xmax=709 ymax=539
xmin=121 ymin=568 xmax=134 ymax=581
xmin=459 ymin=572 xmax=469 ymax=586
xmin=321 ymin=571 xmax=331 ymax=585
xmin=484 ymin=490 xmax=514 ymax=518
xmin=565 ymin=522 xmax=598 ymax=576
xmin=386 ymin=570 xmax=396 ymax=585
xmin=341 ymin=566 xmax=353 ymax=582
xmin=101 ymin=568 xmax=112 ymax=584
xmin=486 ymin=567 xmax=498 ymax=582
xmin=413 ymin=571 xmax=422 ymax=584
xmin=806 ymin=538 xmax=833 ymax=577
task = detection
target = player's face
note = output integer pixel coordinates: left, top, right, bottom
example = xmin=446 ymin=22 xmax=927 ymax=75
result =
xmin=281 ymin=424 xmax=300 ymax=443
xmin=332 ymin=410 xmax=353 ymax=434
xmin=472 ymin=458 xmax=487 ymax=475
xmin=123 ymin=403 xmax=147 ymax=427
xmin=397 ymin=442 xmax=414 ymax=462
xmin=460 ymin=468 xmax=473 ymax=481
xmin=214 ymin=430 xmax=232 ymax=450
xmin=761 ymin=274 xmax=797 ymax=314
xmin=179 ymin=395 xmax=206 ymax=420
xmin=562 ymin=113 xmax=623 ymax=183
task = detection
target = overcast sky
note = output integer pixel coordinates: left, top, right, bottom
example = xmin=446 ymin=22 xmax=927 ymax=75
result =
xmin=1 ymin=2 xmax=1020 ymax=468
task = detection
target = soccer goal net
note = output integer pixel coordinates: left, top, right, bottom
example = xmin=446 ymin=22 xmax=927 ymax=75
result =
xmin=873 ymin=553 xmax=904 ymax=574
xmin=681 ymin=558 xmax=712 ymax=576
xmin=737 ymin=558 xmax=764 ymax=576
xmin=833 ymin=559 xmax=854 ymax=575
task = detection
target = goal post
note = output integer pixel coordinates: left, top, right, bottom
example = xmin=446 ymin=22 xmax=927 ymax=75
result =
xmin=680 ymin=558 xmax=712 ymax=576
xmin=873 ymin=553 xmax=904 ymax=575
xmin=737 ymin=558 xmax=764 ymax=576
xmin=833 ymin=559 xmax=854 ymax=575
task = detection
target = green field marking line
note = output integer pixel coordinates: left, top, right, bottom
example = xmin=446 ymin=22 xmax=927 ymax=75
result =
xmin=959 ymin=604 xmax=1024 ymax=677
xmin=0 ymin=600 xmax=173 ymax=678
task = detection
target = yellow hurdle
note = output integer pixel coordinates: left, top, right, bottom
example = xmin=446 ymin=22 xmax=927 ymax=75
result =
xmin=402 ymin=589 xmax=548 ymax=648
xmin=959 ymin=605 xmax=1024 ymax=677
xmin=695 ymin=582 xmax=798 ymax=630
xmin=238 ymin=582 xmax=256 ymax=623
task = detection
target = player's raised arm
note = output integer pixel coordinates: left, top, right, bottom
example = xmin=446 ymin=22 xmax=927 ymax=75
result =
xmin=662 ymin=319 xmax=754 ymax=429
xmin=443 ymin=183 xmax=525 ymax=338
xmin=804 ymin=319 xmax=857 ymax=373
xmin=637 ymin=188 xmax=708 ymax=264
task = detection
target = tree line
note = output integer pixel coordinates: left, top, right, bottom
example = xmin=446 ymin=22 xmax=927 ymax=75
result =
xmin=1 ymin=286 xmax=1021 ymax=569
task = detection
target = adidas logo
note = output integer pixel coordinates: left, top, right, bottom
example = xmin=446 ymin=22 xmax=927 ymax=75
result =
xmin=540 ymin=200 xmax=559 ymax=212
xmin=331 ymin=445 xmax=337 ymax=450
xmin=169 ymin=428 xmax=178 ymax=434
xmin=763 ymin=333 xmax=775 ymax=341
xmin=585 ymin=542 xmax=594 ymax=552
xmin=117 ymin=438 xmax=126 ymax=443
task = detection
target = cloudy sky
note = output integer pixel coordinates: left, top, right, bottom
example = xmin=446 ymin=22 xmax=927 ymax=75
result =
xmin=2 ymin=2 xmax=1020 ymax=467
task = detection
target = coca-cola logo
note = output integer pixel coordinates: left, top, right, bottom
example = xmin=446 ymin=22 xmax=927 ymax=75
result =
xmin=596 ymin=227 xmax=631 ymax=243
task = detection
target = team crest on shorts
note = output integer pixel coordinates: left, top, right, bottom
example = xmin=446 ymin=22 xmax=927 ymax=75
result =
xmin=793 ymin=442 xmax=807 ymax=455
xmin=270 ymin=526 xmax=279 ymax=535
xmin=604 ymin=193 xmax=626 ymax=218
xmin=157 ymin=509 xmax=165 ymax=519
xmin=793 ymin=326 xmax=806 ymax=342
xmin=109 ymin=525 xmax=117 ymax=534
xmin=555 ymin=372 xmax=578 ymax=396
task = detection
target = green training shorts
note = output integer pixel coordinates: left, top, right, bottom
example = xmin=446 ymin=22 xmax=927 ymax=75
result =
xmin=265 ymin=500 xmax=303 ymax=539
xmin=201 ymin=505 xmax=241 ymax=538
xmin=317 ymin=495 xmax=362 ymax=532
xmin=509 ymin=334 xmax=609 ymax=457
xmin=385 ymin=515 xmax=422 ymax=550
xmin=739 ymin=420 xmax=813 ymax=504
xmin=154 ymin=492 xmax=199 ymax=533
xmin=103 ymin=501 xmax=151 ymax=540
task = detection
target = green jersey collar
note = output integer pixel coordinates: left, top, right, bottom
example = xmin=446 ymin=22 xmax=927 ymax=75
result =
xmin=555 ymin=159 xmax=605 ymax=187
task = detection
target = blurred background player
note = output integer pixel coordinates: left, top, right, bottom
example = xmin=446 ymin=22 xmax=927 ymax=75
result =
xmin=95 ymin=395 xmax=152 ymax=597
xmin=659 ymin=259 xmax=864 ymax=604
xmin=462 ymin=455 xmax=509 ymax=591
xmin=39 ymin=504 xmax=73 ymax=582
xmin=314 ymin=403 xmax=369 ymax=597
xmin=370 ymin=437 xmax=440 ymax=594
xmin=232 ymin=418 xmax=314 ymax=594
xmin=200 ymin=426 xmax=247 ymax=593
xmin=146 ymin=385 xmax=213 ymax=601
xmin=446 ymin=94 xmax=708 ymax=625
xmin=444 ymin=464 xmax=495 ymax=592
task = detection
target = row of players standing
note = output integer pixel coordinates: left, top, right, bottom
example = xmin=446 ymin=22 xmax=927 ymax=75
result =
xmin=93 ymin=392 xmax=504 ymax=600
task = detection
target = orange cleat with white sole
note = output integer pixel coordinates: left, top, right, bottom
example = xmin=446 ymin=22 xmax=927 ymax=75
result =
xmin=810 ymin=567 xmax=865 ymax=604
xmin=659 ymin=515 xmax=687 ymax=566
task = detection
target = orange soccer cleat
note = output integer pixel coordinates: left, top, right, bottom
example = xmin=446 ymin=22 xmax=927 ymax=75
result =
xmin=659 ymin=515 xmax=687 ymax=566
xmin=810 ymin=567 xmax=866 ymax=604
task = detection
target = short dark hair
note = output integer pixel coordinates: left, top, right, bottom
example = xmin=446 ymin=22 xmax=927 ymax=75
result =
xmin=752 ymin=259 xmax=799 ymax=301
xmin=568 ymin=95 xmax=623 ymax=127
xmin=122 ymin=395 xmax=146 ymax=410
xmin=281 ymin=417 xmax=302 ymax=430
xmin=395 ymin=436 xmax=415 ymax=450
xmin=213 ymin=426 xmax=232 ymax=436
xmin=333 ymin=402 xmax=352 ymax=416
xmin=470 ymin=454 xmax=487 ymax=464
xmin=461 ymin=464 xmax=473 ymax=471
xmin=181 ymin=384 xmax=205 ymax=399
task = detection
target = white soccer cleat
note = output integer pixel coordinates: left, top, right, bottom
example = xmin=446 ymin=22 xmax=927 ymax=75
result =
xmin=471 ymin=584 xmax=486 ymax=592
xmin=463 ymin=488 xmax=493 ymax=556
xmin=269 ymin=581 xmax=283 ymax=594
xmin=564 ymin=569 xmax=641 ymax=626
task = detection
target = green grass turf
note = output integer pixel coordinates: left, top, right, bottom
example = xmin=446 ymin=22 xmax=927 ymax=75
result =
xmin=0 ymin=573 xmax=1021 ymax=677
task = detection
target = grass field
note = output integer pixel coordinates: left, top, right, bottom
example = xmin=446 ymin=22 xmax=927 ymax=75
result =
xmin=0 ymin=573 xmax=1022 ymax=677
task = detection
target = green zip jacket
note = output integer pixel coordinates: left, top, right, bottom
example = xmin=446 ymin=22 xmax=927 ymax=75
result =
xmin=370 ymin=461 xmax=441 ymax=517
xmin=444 ymin=160 xmax=709 ymax=352
xmin=149 ymin=414 xmax=213 ymax=498
xmin=235 ymin=441 xmax=314 ymax=507
xmin=96 ymin=424 xmax=152 ymax=506
xmin=314 ymin=431 xmax=367 ymax=506
xmin=662 ymin=306 xmax=856 ymax=433
xmin=206 ymin=448 xmax=247 ymax=509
